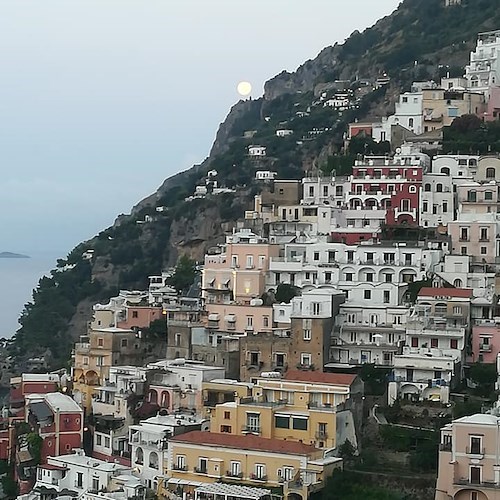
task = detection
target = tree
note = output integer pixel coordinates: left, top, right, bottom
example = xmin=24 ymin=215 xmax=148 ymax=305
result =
xmin=274 ymin=283 xmax=299 ymax=304
xmin=167 ymin=255 xmax=197 ymax=294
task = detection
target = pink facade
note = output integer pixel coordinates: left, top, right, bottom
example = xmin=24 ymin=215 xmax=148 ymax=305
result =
xmin=203 ymin=240 xmax=280 ymax=304
xmin=117 ymin=305 xmax=162 ymax=329
xmin=449 ymin=219 xmax=498 ymax=264
xmin=485 ymin=86 xmax=500 ymax=122
xmin=471 ymin=323 xmax=500 ymax=363
xmin=206 ymin=303 xmax=273 ymax=335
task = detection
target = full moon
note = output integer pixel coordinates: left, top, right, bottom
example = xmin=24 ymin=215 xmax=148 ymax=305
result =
xmin=237 ymin=81 xmax=252 ymax=97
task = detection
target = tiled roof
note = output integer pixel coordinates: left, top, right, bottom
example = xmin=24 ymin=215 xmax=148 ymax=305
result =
xmin=169 ymin=431 xmax=318 ymax=455
xmin=418 ymin=287 xmax=473 ymax=298
xmin=284 ymin=370 xmax=357 ymax=386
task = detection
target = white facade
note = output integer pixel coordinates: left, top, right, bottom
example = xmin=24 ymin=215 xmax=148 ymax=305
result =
xmin=276 ymin=129 xmax=293 ymax=137
xmin=388 ymin=347 xmax=455 ymax=405
xmin=248 ymin=145 xmax=267 ymax=157
xmin=465 ymin=30 xmax=500 ymax=96
xmin=30 ymin=450 xmax=138 ymax=498
xmin=421 ymin=173 xmax=454 ymax=227
xmin=383 ymin=92 xmax=424 ymax=135
xmin=129 ymin=413 xmax=207 ymax=490
xmin=301 ymin=175 xmax=347 ymax=206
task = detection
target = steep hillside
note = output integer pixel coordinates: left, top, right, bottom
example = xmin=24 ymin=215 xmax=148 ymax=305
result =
xmin=9 ymin=0 xmax=500 ymax=370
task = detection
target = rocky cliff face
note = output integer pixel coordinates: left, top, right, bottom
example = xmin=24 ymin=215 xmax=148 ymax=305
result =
xmin=10 ymin=0 xmax=500 ymax=369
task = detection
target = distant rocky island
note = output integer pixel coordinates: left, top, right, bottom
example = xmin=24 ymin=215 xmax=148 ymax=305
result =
xmin=0 ymin=252 xmax=30 ymax=259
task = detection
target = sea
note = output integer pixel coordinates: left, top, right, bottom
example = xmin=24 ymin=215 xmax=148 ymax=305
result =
xmin=0 ymin=252 xmax=61 ymax=339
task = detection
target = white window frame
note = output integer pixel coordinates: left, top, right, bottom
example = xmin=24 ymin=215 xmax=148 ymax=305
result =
xmin=301 ymin=353 xmax=312 ymax=366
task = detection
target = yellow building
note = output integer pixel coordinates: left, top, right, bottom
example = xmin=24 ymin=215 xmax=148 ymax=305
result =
xmin=202 ymin=379 xmax=254 ymax=418
xmin=72 ymin=327 xmax=144 ymax=411
xmin=208 ymin=371 xmax=361 ymax=450
xmin=160 ymin=430 xmax=342 ymax=500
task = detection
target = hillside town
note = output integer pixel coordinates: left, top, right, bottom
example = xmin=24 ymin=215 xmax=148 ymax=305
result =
xmin=4 ymin=27 xmax=500 ymax=500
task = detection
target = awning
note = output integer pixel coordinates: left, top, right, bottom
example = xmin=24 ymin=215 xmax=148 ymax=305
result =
xmin=194 ymin=483 xmax=271 ymax=500
xmin=208 ymin=313 xmax=220 ymax=321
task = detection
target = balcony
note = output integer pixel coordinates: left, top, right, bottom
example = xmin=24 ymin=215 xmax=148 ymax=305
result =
xmin=315 ymin=431 xmax=329 ymax=439
xmin=75 ymin=342 xmax=90 ymax=354
xmin=226 ymin=471 xmax=243 ymax=479
xmin=242 ymin=426 xmax=261 ymax=434
xmin=194 ymin=467 xmax=207 ymax=474
xmin=480 ymin=343 xmax=493 ymax=352
xmin=308 ymin=402 xmax=335 ymax=412
xmin=250 ymin=474 xmax=267 ymax=482
xmin=466 ymin=446 xmax=485 ymax=457
xmin=439 ymin=442 xmax=452 ymax=452
xmin=454 ymin=478 xmax=500 ymax=489
xmin=172 ymin=464 xmax=187 ymax=471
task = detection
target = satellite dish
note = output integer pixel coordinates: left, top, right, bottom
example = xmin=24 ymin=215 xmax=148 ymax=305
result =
xmin=396 ymin=147 xmax=402 ymax=154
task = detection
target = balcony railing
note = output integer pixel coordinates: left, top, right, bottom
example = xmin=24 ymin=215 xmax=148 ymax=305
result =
xmin=250 ymin=473 xmax=267 ymax=481
xmin=455 ymin=478 xmax=499 ymax=488
xmin=242 ymin=426 xmax=261 ymax=434
xmin=315 ymin=431 xmax=329 ymax=439
xmin=308 ymin=402 xmax=335 ymax=412
xmin=194 ymin=467 xmax=207 ymax=474
xmin=466 ymin=446 xmax=485 ymax=456
xmin=226 ymin=471 xmax=243 ymax=478
xmin=172 ymin=464 xmax=187 ymax=471
xmin=439 ymin=442 xmax=452 ymax=452
xmin=480 ymin=344 xmax=493 ymax=352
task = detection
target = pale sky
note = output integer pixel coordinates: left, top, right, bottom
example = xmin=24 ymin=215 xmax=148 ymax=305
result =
xmin=0 ymin=0 xmax=401 ymax=254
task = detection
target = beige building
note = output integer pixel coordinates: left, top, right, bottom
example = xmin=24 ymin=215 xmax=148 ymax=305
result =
xmin=208 ymin=371 xmax=360 ymax=451
xmin=422 ymin=87 xmax=485 ymax=133
xmin=457 ymin=182 xmax=500 ymax=215
xmin=436 ymin=414 xmax=500 ymax=500
xmin=161 ymin=431 xmax=342 ymax=500
xmin=475 ymin=157 xmax=500 ymax=182
xmin=73 ymin=327 xmax=144 ymax=411
xmin=448 ymin=212 xmax=500 ymax=264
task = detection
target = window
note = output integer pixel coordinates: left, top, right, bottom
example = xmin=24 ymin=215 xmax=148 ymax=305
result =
xmin=281 ymin=467 xmax=294 ymax=481
xmin=406 ymin=369 xmax=414 ymax=382
xmin=96 ymin=434 xmax=102 ymax=445
xmin=121 ymin=338 xmax=128 ymax=348
xmin=254 ymin=464 xmax=266 ymax=480
xmin=364 ymin=290 xmax=372 ymax=300
xmin=460 ymin=227 xmax=469 ymax=241
xmin=323 ymin=185 xmax=328 ymax=197
xmin=249 ymin=352 xmax=259 ymax=366
xmin=175 ymin=333 xmax=181 ymax=346
xmin=308 ymin=186 xmax=314 ymax=197
xmin=384 ymin=253 xmax=395 ymax=264
xmin=220 ymin=425 xmax=231 ymax=433
xmin=486 ymin=167 xmax=496 ymax=179
xmin=365 ymin=252 xmax=374 ymax=263
xmin=275 ymin=353 xmax=285 ymax=367
xmin=461 ymin=246 xmax=467 ymax=255
xmin=366 ymin=272 xmax=374 ymax=282
xmin=450 ymin=339 xmax=458 ymax=349
xmin=174 ymin=455 xmax=186 ymax=470
xmin=293 ymin=417 xmax=308 ymax=431
xmin=96 ymin=356 xmax=104 ymax=367
xmin=76 ymin=472 xmax=84 ymax=488
xmin=431 ymin=338 xmax=438 ymax=348
xmin=136 ymin=447 xmax=144 ymax=465
xmin=424 ymin=183 xmax=431 ymax=192
xmin=470 ymin=436 xmax=482 ymax=455
xmin=247 ymin=316 xmax=253 ymax=327
xmin=224 ymin=411 xmax=231 ymax=420
xmin=92 ymin=479 xmax=99 ymax=492
xmin=443 ymin=202 xmax=448 ymax=213
xmin=304 ymin=329 xmax=312 ymax=341
xmin=97 ymin=338 xmax=104 ymax=347
xmin=313 ymin=252 xmax=320 ymax=261
xmin=132 ymin=310 xmax=138 ymax=319
xmin=453 ymin=306 xmax=462 ymax=315
xmin=197 ymin=458 xmax=208 ymax=474
xmin=312 ymin=302 xmax=321 ymax=315
xmin=383 ymin=291 xmax=390 ymax=304
xmin=385 ymin=273 xmax=393 ymax=283
xmin=230 ymin=461 xmax=241 ymax=477
xmin=409 ymin=185 xmax=416 ymax=193
xmin=149 ymin=452 xmax=159 ymax=469
xmin=246 ymin=255 xmax=254 ymax=269
xmin=481 ymin=246 xmax=487 ymax=255
xmin=301 ymin=353 xmax=312 ymax=366
xmin=246 ymin=413 xmax=260 ymax=433
xmin=470 ymin=465 xmax=481 ymax=484
xmin=347 ymin=251 xmax=354 ymax=263
xmin=275 ymin=415 xmax=290 ymax=429
xmin=232 ymin=255 xmax=238 ymax=268
xmin=104 ymin=436 xmax=110 ymax=448
xmin=422 ymin=201 xmax=428 ymax=212
xmin=467 ymin=190 xmax=477 ymax=202
xmin=258 ymin=255 xmax=265 ymax=269
xmin=480 ymin=228 xmax=489 ymax=241
xmin=401 ymin=199 xmax=410 ymax=211
xmin=411 ymin=337 xmax=418 ymax=348
xmin=448 ymin=107 xmax=459 ymax=118
xmin=436 ymin=183 xmax=443 ymax=193
xmin=345 ymin=273 xmax=353 ymax=282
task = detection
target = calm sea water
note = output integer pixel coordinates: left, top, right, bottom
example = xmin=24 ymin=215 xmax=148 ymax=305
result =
xmin=0 ymin=252 xmax=61 ymax=338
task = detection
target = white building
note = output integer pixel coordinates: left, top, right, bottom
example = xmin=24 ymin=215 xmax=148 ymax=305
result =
xmin=301 ymin=175 xmax=348 ymax=207
xmin=129 ymin=413 xmax=208 ymax=491
xmin=248 ymin=145 xmax=267 ymax=157
xmin=255 ymin=171 xmax=277 ymax=181
xmin=380 ymin=91 xmax=424 ymax=137
xmin=388 ymin=347 xmax=456 ymax=405
xmin=27 ymin=450 xmax=141 ymax=499
xmin=465 ymin=30 xmax=500 ymax=96
xmin=421 ymin=173 xmax=454 ymax=227
xmin=276 ymin=129 xmax=293 ymax=137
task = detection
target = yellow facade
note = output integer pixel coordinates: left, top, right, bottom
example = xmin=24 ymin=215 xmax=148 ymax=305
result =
xmin=159 ymin=431 xmax=342 ymax=500
xmin=202 ymin=380 xmax=253 ymax=418
xmin=207 ymin=376 xmax=355 ymax=450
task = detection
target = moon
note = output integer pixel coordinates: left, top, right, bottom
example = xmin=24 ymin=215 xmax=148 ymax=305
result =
xmin=237 ymin=81 xmax=252 ymax=97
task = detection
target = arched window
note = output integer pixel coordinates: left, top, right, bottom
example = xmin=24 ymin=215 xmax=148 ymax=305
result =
xmin=469 ymin=159 xmax=477 ymax=167
xmin=424 ymin=183 xmax=431 ymax=192
xmin=436 ymin=184 xmax=443 ymax=193
xmin=486 ymin=167 xmax=496 ymax=179
xmin=441 ymin=167 xmax=450 ymax=175
xmin=408 ymin=118 xmax=414 ymax=128
xmin=136 ymin=447 xmax=144 ymax=465
xmin=149 ymin=451 xmax=159 ymax=469
xmin=149 ymin=390 xmax=158 ymax=404
xmin=453 ymin=279 xmax=463 ymax=288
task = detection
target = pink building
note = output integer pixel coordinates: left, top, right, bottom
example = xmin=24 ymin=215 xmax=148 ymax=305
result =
xmin=472 ymin=322 xmax=500 ymax=363
xmin=206 ymin=303 xmax=273 ymax=335
xmin=202 ymin=229 xmax=280 ymax=305
xmin=436 ymin=414 xmax=500 ymax=500
xmin=484 ymin=86 xmax=500 ymax=122
xmin=116 ymin=305 xmax=162 ymax=330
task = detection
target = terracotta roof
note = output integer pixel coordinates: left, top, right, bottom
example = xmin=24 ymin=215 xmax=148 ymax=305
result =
xmin=169 ymin=431 xmax=318 ymax=455
xmin=40 ymin=464 xmax=68 ymax=471
xmin=418 ymin=287 xmax=473 ymax=298
xmin=284 ymin=370 xmax=357 ymax=386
